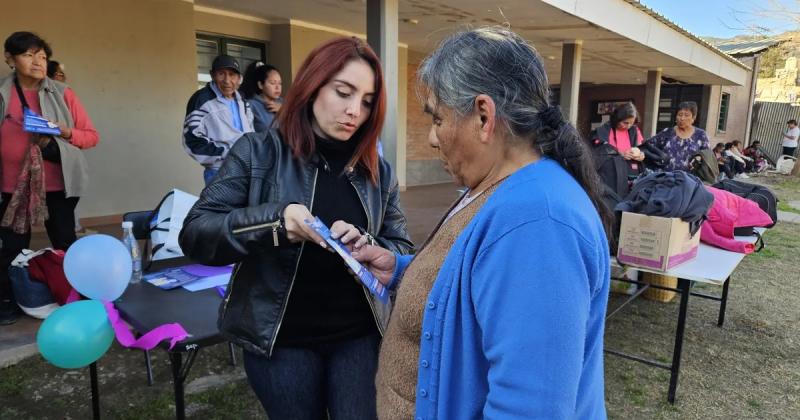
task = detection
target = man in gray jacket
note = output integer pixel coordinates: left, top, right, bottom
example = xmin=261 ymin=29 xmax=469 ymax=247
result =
xmin=183 ymin=55 xmax=254 ymax=184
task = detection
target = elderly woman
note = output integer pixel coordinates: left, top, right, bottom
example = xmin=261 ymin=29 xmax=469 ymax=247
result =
xmin=179 ymin=37 xmax=413 ymax=419
xmin=646 ymin=101 xmax=709 ymax=172
xmin=353 ymin=27 xmax=611 ymax=419
xmin=0 ymin=32 xmax=98 ymax=325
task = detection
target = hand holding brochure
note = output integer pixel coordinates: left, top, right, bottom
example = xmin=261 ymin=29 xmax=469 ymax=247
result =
xmin=23 ymin=108 xmax=61 ymax=136
xmin=305 ymin=217 xmax=389 ymax=303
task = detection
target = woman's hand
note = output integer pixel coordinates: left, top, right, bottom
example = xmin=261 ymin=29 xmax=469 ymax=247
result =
xmin=282 ymin=204 xmax=328 ymax=248
xmin=56 ymin=122 xmax=72 ymax=140
xmin=623 ymin=147 xmax=645 ymax=162
xmin=266 ymin=101 xmax=282 ymax=113
xmin=330 ymin=220 xmax=369 ymax=251
xmin=351 ymin=245 xmax=396 ymax=287
xmin=30 ymin=134 xmax=51 ymax=148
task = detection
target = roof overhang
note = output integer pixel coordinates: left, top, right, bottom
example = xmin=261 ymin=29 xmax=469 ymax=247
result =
xmin=195 ymin=0 xmax=750 ymax=86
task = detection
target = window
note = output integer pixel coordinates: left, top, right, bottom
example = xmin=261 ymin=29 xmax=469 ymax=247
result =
xmin=717 ymin=92 xmax=730 ymax=133
xmin=656 ymin=85 xmax=704 ymax=132
xmin=195 ymin=34 xmax=267 ymax=89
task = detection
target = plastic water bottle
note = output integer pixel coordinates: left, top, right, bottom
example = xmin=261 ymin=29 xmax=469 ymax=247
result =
xmin=121 ymin=221 xmax=142 ymax=284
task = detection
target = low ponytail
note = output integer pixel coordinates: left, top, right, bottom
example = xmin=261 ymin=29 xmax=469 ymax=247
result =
xmin=534 ymin=106 xmax=614 ymax=237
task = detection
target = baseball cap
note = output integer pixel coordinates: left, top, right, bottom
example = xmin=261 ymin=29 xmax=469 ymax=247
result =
xmin=211 ymin=55 xmax=241 ymax=74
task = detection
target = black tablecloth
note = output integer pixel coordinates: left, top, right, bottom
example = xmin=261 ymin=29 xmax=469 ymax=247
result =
xmin=114 ymin=258 xmax=225 ymax=352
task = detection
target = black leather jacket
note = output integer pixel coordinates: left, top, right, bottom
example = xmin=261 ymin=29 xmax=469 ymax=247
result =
xmin=179 ymin=129 xmax=414 ymax=357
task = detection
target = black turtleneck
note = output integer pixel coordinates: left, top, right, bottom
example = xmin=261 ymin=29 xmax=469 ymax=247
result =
xmin=275 ymin=136 xmax=377 ymax=347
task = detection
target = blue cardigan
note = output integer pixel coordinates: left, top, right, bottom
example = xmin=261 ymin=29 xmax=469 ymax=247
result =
xmin=392 ymin=159 xmax=610 ymax=419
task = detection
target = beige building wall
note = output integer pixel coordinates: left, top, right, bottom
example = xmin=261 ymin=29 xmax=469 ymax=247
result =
xmin=0 ymin=0 xmax=200 ymax=220
xmin=703 ymin=57 xmax=756 ymax=146
xmin=194 ymin=9 xmax=271 ymax=42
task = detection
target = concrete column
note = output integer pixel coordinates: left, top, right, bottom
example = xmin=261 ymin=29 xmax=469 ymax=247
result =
xmin=559 ymin=41 xmax=582 ymax=125
xmin=367 ymin=0 xmax=405 ymax=187
xmin=744 ymin=55 xmax=761 ymax=145
xmin=643 ymin=69 xmax=663 ymax=139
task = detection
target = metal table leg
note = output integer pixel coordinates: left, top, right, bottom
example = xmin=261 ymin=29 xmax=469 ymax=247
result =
xmin=90 ymin=362 xmax=100 ymax=420
xmin=144 ymin=350 xmax=154 ymax=385
xmin=717 ymin=276 xmax=731 ymax=327
xmin=168 ymin=349 xmax=199 ymax=420
xmin=228 ymin=342 xmax=237 ymax=366
xmin=668 ymin=278 xmax=691 ymax=404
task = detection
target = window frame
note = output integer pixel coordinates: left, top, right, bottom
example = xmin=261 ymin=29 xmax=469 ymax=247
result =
xmin=717 ymin=92 xmax=731 ymax=134
xmin=195 ymin=33 xmax=267 ymax=88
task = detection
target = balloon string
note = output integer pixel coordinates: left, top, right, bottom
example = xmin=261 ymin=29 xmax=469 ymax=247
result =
xmin=103 ymin=301 xmax=188 ymax=350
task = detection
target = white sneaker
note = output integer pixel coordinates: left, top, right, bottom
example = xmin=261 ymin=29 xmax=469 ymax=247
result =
xmin=736 ymin=173 xmax=750 ymax=179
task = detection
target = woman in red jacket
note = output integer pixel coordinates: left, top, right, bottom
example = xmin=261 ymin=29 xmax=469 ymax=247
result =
xmin=0 ymin=31 xmax=99 ymax=325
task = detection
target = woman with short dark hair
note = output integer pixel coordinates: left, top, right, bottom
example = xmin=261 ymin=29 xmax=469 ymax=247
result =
xmin=180 ymin=37 xmax=413 ymax=419
xmin=46 ymin=60 xmax=65 ymax=82
xmin=646 ymin=101 xmax=709 ymax=171
xmin=0 ymin=31 xmax=99 ymax=325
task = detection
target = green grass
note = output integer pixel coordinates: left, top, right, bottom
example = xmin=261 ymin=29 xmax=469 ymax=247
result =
xmin=605 ymin=220 xmax=800 ymax=419
xmin=0 ymin=368 xmax=25 ymax=397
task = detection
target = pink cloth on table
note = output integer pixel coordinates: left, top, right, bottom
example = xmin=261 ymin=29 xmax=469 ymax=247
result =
xmin=700 ymin=186 xmax=773 ymax=254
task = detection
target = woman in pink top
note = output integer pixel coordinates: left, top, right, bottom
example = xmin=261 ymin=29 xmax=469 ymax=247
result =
xmin=589 ymin=102 xmax=646 ymax=198
xmin=0 ymin=32 xmax=99 ymax=325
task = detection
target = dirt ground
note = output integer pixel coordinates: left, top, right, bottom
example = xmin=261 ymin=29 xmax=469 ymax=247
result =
xmin=1 ymin=175 xmax=799 ymax=419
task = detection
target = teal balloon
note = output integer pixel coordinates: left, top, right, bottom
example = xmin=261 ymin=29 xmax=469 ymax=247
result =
xmin=64 ymin=234 xmax=132 ymax=301
xmin=37 ymin=300 xmax=114 ymax=369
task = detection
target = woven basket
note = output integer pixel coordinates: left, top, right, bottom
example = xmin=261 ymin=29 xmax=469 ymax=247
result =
xmin=641 ymin=272 xmax=677 ymax=303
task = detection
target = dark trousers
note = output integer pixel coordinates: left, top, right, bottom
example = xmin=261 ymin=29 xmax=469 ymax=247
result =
xmin=783 ymin=146 xmax=797 ymax=157
xmin=731 ymin=159 xmax=746 ymax=174
xmin=0 ymin=191 xmax=79 ymax=301
xmin=718 ymin=160 xmax=734 ymax=179
xmin=243 ymin=333 xmax=380 ymax=420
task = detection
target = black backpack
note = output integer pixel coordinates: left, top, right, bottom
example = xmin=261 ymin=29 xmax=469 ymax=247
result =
xmin=712 ymin=179 xmax=779 ymax=230
xmin=591 ymin=142 xmax=630 ymax=201
xmin=689 ymin=149 xmax=720 ymax=184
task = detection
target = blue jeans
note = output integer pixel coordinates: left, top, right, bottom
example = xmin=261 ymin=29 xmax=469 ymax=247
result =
xmin=203 ymin=167 xmax=218 ymax=186
xmin=243 ymin=334 xmax=380 ymax=420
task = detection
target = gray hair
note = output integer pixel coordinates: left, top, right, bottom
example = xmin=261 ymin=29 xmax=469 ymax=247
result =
xmin=417 ymin=26 xmax=613 ymax=239
xmin=417 ymin=26 xmax=551 ymax=140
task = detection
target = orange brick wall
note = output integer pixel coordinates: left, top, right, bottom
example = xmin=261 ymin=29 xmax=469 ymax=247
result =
xmin=406 ymin=61 xmax=437 ymax=160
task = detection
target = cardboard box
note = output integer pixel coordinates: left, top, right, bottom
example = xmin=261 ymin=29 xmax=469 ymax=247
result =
xmin=616 ymin=212 xmax=700 ymax=272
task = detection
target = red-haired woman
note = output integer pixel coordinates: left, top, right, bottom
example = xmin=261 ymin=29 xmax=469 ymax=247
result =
xmin=179 ymin=37 xmax=413 ymax=419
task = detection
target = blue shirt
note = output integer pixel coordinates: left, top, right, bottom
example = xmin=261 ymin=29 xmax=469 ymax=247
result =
xmin=391 ymin=159 xmax=610 ymax=419
xmin=224 ymin=98 xmax=244 ymax=132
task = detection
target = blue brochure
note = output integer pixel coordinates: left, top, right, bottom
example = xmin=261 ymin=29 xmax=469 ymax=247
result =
xmin=305 ymin=217 xmax=389 ymax=304
xmin=23 ymin=108 xmax=61 ymax=136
